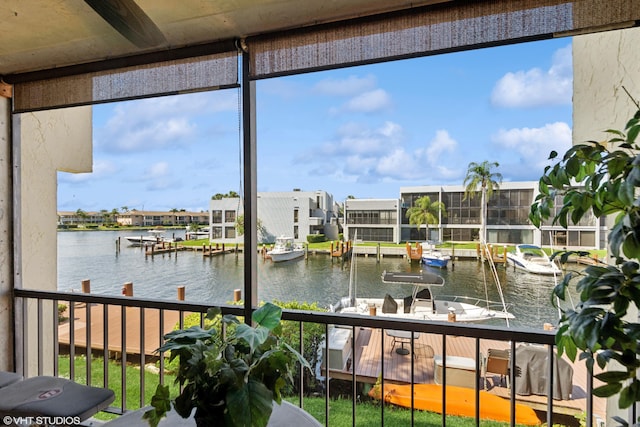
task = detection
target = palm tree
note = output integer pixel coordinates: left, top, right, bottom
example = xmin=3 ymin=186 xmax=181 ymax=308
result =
xmin=405 ymin=196 xmax=445 ymax=241
xmin=169 ymin=208 xmax=179 ymax=225
xmin=110 ymin=208 xmax=119 ymax=224
xmin=75 ymin=208 xmax=88 ymax=226
xmin=463 ymin=160 xmax=502 ymax=243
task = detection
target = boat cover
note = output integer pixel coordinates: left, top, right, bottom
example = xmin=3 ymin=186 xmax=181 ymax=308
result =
xmin=514 ymin=345 xmax=573 ymax=400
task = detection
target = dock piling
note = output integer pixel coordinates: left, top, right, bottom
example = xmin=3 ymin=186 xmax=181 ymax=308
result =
xmin=122 ymin=281 xmax=133 ymax=297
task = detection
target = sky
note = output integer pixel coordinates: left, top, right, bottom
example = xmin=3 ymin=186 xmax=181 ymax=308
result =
xmin=57 ymin=38 xmax=573 ymax=213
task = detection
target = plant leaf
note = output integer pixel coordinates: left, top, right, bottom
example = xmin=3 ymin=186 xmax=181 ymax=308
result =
xmin=226 ymin=379 xmax=273 ymax=427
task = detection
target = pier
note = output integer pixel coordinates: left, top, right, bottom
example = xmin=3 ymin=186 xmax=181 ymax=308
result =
xmin=331 ymin=240 xmax=352 ymax=260
xmin=476 ymin=243 xmax=508 ymax=265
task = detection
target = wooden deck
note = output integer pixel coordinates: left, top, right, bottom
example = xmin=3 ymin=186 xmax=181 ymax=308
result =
xmin=58 ymin=302 xmax=604 ymax=424
xmin=58 ymin=303 xmax=181 ymax=358
xmin=325 ymin=327 xmax=605 ymax=424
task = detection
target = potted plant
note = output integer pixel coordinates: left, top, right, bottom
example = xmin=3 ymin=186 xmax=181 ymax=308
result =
xmin=144 ymin=302 xmax=310 ymax=427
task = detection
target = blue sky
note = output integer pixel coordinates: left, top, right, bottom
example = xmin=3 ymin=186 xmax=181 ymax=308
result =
xmin=57 ymin=38 xmax=573 ymax=212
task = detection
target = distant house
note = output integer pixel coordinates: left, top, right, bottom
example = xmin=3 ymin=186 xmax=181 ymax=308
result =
xmin=115 ymin=210 xmax=208 ymax=227
xmin=209 ymin=190 xmax=340 ymax=244
xmin=57 ymin=211 xmax=105 ymax=226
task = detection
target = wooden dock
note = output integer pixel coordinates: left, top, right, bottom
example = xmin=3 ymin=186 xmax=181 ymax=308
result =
xmin=202 ymin=243 xmax=236 ymax=257
xmin=476 ymin=243 xmax=508 ymax=265
xmin=406 ymin=242 xmax=423 ymax=262
xmin=331 ymin=240 xmax=352 ymax=260
xmin=325 ymin=327 xmax=605 ymax=424
xmin=58 ymin=303 xmax=181 ymax=359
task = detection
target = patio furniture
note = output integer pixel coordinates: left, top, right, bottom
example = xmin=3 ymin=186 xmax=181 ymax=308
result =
xmin=515 ymin=345 xmax=573 ymax=400
xmin=0 ymin=371 xmax=22 ymax=388
xmin=0 ymin=376 xmax=115 ymax=422
xmin=434 ymin=355 xmax=478 ymax=389
xmin=385 ymin=330 xmax=420 ymax=355
xmin=103 ymin=400 xmax=322 ymax=426
xmin=483 ymin=348 xmax=512 ymax=388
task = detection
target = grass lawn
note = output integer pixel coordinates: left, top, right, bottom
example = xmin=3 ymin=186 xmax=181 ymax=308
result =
xmin=287 ymin=396 xmax=538 ymax=427
xmin=57 ymin=355 xmax=178 ymax=421
xmin=57 ymin=356 xmax=567 ymax=426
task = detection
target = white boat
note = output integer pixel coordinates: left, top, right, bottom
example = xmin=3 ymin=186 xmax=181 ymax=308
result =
xmin=331 ymin=270 xmax=514 ymax=323
xmin=420 ymin=243 xmax=450 ymax=268
xmin=506 ymin=244 xmax=562 ymax=276
xmin=186 ymin=226 xmax=210 ymax=240
xmin=267 ymin=236 xmax=305 ymax=262
xmin=124 ymin=229 xmax=168 ymax=246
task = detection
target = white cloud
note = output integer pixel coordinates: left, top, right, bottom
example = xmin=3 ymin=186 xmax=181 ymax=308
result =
xmin=96 ymin=92 xmax=236 ymax=153
xmin=376 ymin=149 xmax=418 ymax=179
xmin=144 ymin=162 xmax=170 ymax=179
xmin=313 ymin=74 xmax=377 ymax=96
xmin=58 ymin=159 xmax=119 ymax=183
xmin=492 ymin=122 xmax=572 ymax=172
xmin=140 ymin=161 xmax=180 ymax=191
xmin=425 ymin=130 xmax=458 ymax=165
xmin=343 ymin=89 xmax=392 ymax=113
xmin=491 ymin=44 xmax=572 ymax=108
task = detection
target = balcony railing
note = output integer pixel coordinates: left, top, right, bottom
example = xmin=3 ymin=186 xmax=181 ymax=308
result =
xmin=13 ymin=288 xmax=600 ymax=426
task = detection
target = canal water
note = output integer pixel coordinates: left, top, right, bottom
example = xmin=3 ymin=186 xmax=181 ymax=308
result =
xmin=58 ymin=230 xmax=579 ymax=330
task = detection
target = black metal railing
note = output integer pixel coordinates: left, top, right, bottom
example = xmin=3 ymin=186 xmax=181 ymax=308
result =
xmin=13 ymin=288 xmax=597 ymax=426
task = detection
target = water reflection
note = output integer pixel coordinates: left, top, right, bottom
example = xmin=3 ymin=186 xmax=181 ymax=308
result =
xmin=58 ymin=230 xmax=580 ymax=330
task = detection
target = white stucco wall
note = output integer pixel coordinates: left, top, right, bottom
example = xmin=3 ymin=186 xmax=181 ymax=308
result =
xmin=573 ymin=27 xmax=640 ymax=144
xmin=573 ymin=27 xmax=640 ymax=426
xmin=16 ymin=106 xmax=92 ymax=375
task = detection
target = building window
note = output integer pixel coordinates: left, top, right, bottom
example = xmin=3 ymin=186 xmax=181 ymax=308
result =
xmin=294 ymin=225 xmax=298 ymax=239
xmin=212 ymin=227 xmax=222 ymax=239
xmin=225 ymin=227 xmax=236 ymax=238
xmin=348 ymin=227 xmax=393 ymax=242
xmin=212 ymin=210 xmax=222 ymax=223
xmin=294 ymin=209 xmax=299 ymax=223
xmin=542 ymin=230 xmax=596 ymax=248
xmin=347 ymin=210 xmax=397 ymax=225
xmin=225 ymin=210 xmax=236 ymax=223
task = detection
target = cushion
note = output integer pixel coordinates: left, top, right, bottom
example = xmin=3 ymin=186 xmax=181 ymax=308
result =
xmin=0 ymin=376 xmax=115 ymax=421
xmin=0 ymin=371 xmax=22 ymax=388
xmin=381 ymin=294 xmax=398 ymax=314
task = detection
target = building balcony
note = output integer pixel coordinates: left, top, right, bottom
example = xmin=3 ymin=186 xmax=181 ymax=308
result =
xmin=308 ymin=217 xmax=324 ymax=226
xmin=10 ymin=288 xmax=604 ymax=426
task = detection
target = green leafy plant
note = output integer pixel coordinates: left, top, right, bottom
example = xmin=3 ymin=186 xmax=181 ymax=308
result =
xmin=530 ymin=108 xmax=640 ymax=424
xmin=144 ymin=302 xmax=311 ymax=427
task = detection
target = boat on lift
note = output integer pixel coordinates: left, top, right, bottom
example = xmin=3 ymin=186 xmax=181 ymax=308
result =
xmin=124 ymin=229 xmax=168 ymax=246
xmin=330 ymin=270 xmax=514 ymax=323
xmin=506 ymin=244 xmax=561 ymax=276
xmin=421 ymin=242 xmax=450 ymax=268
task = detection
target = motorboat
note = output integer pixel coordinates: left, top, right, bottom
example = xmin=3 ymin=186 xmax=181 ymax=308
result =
xmin=330 ymin=270 xmax=514 ymax=323
xmin=185 ymin=226 xmax=210 ymax=240
xmin=420 ymin=242 xmax=450 ymax=268
xmin=266 ymin=236 xmax=305 ymax=262
xmin=421 ymin=250 xmax=450 ymax=268
xmin=506 ymin=244 xmax=562 ymax=276
xmin=124 ymin=229 xmax=168 ymax=246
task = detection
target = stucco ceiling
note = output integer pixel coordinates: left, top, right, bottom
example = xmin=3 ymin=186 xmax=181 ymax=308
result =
xmin=0 ymin=0 xmax=451 ymax=77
